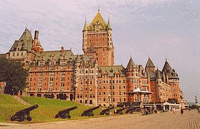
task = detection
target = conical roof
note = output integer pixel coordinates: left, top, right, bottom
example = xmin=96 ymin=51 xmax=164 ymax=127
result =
xmin=19 ymin=28 xmax=32 ymax=41
xmin=127 ymin=57 xmax=135 ymax=68
xmin=83 ymin=20 xmax=87 ymax=31
xmin=107 ymin=18 xmax=112 ymax=30
xmin=145 ymin=57 xmax=155 ymax=68
xmin=10 ymin=28 xmax=33 ymax=51
xmin=156 ymin=69 xmax=161 ymax=79
xmin=162 ymin=60 xmax=172 ymax=72
xmin=88 ymin=11 xmax=106 ymax=31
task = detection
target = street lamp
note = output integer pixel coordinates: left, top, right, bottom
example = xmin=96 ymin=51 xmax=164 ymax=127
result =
xmin=108 ymin=93 xmax=111 ymax=115
xmin=12 ymin=88 xmax=14 ymax=96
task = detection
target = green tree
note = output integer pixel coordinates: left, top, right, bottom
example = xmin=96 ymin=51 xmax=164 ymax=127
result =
xmin=0 ymin=57 xmax=28 ymax=95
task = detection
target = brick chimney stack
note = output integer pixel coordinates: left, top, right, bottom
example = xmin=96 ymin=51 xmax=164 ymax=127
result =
xmin=34 ymin=30 xmax=39 ymax=39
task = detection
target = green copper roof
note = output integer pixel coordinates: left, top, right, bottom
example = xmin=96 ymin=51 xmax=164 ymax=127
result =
xmin=127 ymin=57 xmax=135 ymax=68
xmin=74 ymin=54 xmax=90 ymax=62
xmin=162 ymin=60 xmax=172 ymax=72
xmin=156 ymin=69 xmax=161 ymax=79
xmin=145 ymin=57 xmax=155 ymax=68
xmin=88 ymin=11 xmax=107 ymax=31
xmin=34 ymin=50 xmax=74 ymax=61
xmin=10 ymin=28 xmax=33 ymax=51
xmin=98 ymin=65 xmax=126 ymax=77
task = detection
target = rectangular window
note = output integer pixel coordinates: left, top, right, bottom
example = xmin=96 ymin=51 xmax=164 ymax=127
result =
xmin=123 ymin=80 xmax=126 ymax=83
xmin=49 ymin=77 xmax=54 ymax=81
xmin=61 ymin=72 xmax=65 ymax=75
xmin=61 ymin=77 xmax=65 ymax=81
xmin=61 ymin=83 xmax=65 ymax=87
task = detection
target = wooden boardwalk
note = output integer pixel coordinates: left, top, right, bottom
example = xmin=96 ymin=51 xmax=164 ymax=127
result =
xmin=1 ymin=110 xmax=200 ymax=129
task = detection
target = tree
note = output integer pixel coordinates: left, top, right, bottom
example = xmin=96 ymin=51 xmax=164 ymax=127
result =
xmin=0 ymin=57 xmax=28 ymax=95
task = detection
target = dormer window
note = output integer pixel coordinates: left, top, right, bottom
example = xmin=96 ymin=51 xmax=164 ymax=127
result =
xmin=95 ymin=24 xmax=99 ymax=32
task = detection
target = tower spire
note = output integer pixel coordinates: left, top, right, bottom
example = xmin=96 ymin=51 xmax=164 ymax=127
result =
xmin=83 ymin=18 xmax=87 ymax=31
xmin=107 ymin=17 xmax=112 ymax=30
xmin=98 ymin=5 xmax=100 ymax=12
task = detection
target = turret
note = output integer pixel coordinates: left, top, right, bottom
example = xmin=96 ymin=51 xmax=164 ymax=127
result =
xmin=107 ymin=17 xmax=113 ymax=49
xmin=156 ymin=68 xmax=162 ymax=85
xmin=145 ymin=57 xmax=155 ymax=72
xmin=83 ymin=20 xmax=88 ymax=32
xmin=126 ymin=57 xmax=138 ymax=77
xmin=107 ymin=17 xmax=112 ymax=30
xmin=82 ymin=19 xmax=88 ymax=52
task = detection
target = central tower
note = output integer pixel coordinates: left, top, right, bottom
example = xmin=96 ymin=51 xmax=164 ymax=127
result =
xmin=82 ymin=10 xmax=114 ymax=66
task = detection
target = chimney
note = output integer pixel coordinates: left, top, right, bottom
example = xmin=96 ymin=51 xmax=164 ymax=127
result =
xmin=34 ymin=30 xmax=39 ymax=39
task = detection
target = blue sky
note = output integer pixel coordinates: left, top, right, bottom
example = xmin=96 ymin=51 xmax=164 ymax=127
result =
xmin=0 ymin=0 xmax=199 ymax=102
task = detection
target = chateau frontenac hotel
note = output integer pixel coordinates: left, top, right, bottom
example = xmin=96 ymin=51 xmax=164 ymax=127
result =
xmin=0 ymin=11 xmax=182 ymax=106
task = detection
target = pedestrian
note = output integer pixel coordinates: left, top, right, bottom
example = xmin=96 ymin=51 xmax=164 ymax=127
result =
xmin=172 ymin=107 xmax=176 ymax=114
xmin=114 ymin=109 xmax=117 ymax=114
xmin=181 ymin=109 xmax=183 ymax=114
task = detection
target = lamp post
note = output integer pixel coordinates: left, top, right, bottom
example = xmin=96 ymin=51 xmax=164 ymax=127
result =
xmin=12 ymin=88 xmax=14 ymax=96
xmin=108 ymin=93 xmax=111 ymax=115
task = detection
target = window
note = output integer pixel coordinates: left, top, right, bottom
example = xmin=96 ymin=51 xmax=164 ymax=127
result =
xmin=61 ymin=77 xmax=65 ymax=81
xmin=49 ymin=77 xmax=54 ymax=81
xmin=50 ymin=72 xmax=54 ymax=76
xmin=61 ymin=83 xmax=65 ymax=87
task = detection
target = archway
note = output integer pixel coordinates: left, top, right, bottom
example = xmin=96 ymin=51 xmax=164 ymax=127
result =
xmin=70 ymin=94 xmax=73 ymax=101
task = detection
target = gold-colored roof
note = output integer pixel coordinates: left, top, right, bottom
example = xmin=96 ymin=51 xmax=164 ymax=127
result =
xmin=88 ymin=11 xmax=107 ymax=31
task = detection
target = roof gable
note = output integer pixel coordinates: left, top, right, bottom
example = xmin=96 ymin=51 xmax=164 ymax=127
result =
xmin=88 ymin=11 xmax=107 ymax=31
xmin=145 ymin=57 xmax=155 ymax=68
xmin=127 ymin=57 xmax=135 ymax=68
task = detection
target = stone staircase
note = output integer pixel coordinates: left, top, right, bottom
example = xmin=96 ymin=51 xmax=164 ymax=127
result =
xmin=12 ymin=95 xmax=31 ymax=105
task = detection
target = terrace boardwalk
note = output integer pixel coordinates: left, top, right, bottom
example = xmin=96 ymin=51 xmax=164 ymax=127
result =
xmin=1 ymin=110 xmax=200 ymax=129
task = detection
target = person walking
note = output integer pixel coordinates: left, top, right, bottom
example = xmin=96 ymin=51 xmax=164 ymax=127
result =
xmin=181 ymin=108 xmax=184 ymax=114
xmin=172 ymin=107 xmax=176 ymax=114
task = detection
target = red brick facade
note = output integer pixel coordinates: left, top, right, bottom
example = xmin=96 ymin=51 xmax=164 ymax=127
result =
xmin=0 ymin=10 xmax=182 ymax=105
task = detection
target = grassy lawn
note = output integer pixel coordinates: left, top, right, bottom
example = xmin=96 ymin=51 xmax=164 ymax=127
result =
xmin=21 ymin=96 xmax=105 ymax=123
xmin=0 ymin=94 xmax=29 ymax=123
xmin=0 ymin=94 xmax=106 ymax=123
xmin=0 ymin=94 xmax=134 ymax=123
